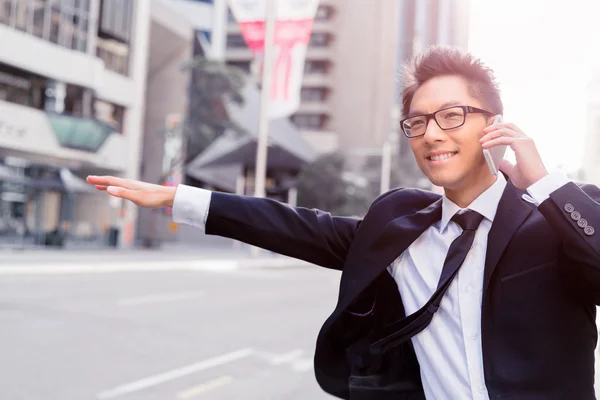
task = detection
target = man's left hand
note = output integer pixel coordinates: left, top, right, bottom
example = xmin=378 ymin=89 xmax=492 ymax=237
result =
xmin=480 ymin=122 xmax=549 ymax=189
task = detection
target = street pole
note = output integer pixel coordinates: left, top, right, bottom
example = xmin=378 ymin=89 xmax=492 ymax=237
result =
xmin=253 ymin=0 xmax=277 ymax=198
xmin=380 ymin=135 xmax=392 ymax=194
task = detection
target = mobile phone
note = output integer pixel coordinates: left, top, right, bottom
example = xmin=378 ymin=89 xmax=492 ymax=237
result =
xmin=483 ymin=115 xmax=506 ymax=176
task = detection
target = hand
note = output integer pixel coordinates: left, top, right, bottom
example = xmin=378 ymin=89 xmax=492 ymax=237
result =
xmin=86 ymin=175 xmax=176 ymax=208
xmin=480 ymin=122 xmax=549 ymax=190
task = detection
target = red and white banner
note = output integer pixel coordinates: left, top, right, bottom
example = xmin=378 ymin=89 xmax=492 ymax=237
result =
xmin=228 ymin=0 xmax=320 ymax=119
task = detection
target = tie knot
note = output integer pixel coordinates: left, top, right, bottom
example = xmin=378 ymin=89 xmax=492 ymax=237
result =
xmin=451 ymin=209 xmax=484 ymax=231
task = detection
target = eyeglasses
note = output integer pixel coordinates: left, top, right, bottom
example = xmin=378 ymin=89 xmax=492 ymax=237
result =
xmin=400 ymin=105 xmax=493 ymax=138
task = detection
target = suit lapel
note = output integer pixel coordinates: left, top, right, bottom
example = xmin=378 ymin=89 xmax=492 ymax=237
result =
xmin=336 ymin=197 xmax=443 ymax=314
xmin=483 ymin=180 xmax=533 ymax=294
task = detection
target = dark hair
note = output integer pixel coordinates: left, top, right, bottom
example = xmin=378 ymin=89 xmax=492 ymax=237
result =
xmin=401 ymin=46 xmax=503 ymax=118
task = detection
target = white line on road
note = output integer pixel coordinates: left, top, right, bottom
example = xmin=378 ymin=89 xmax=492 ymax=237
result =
xmin=0 ymin=260 xmax=240 ymax=275
xmin=95 ymin=348 xmax=254 ymax=399
xmin=117 ymin=291 xmax=204 ymax=306
xmin=177 ymin=376 xmax=234 ymax=399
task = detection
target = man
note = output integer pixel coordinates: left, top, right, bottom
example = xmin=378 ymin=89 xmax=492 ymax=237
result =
xmin=87 ymin=46 xmax=600 ymax=399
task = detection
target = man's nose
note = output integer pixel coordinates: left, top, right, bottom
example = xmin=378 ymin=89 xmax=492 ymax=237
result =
xmin=423 ymin=118 xmax=446 ymax=144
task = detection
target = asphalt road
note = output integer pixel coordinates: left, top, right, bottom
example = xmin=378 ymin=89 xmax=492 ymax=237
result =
xmin=0 ymin=264 xmax=342 ymax=399
xmin=2 ymin=258 xmax=600 ymax=400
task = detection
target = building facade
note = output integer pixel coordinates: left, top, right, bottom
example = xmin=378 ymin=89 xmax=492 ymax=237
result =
xmin=223 ymin=0 xmax=471 ymax=158
xmin=0 ymin=0 xmax=150 ymax=247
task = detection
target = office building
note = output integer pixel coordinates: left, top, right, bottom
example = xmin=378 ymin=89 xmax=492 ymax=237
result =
xmin=0 ymin=0 xmax=150 ymax=247
xmin=224 ymin=0 xmax=471 ymax=158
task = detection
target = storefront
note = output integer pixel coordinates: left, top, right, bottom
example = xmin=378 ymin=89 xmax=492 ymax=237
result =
xmin=0 ymin=99 xmax=128 ymax=248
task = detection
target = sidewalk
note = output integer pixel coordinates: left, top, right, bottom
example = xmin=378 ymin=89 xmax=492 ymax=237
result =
xmin=0 ymin=245 xmax=315 ymax=274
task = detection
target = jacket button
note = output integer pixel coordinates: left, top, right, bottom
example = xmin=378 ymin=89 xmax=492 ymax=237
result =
xmin=571 ymin=211 xmax=581 ymax=221
xmin=584 ymin=226 xmax=595 ymax=236
xmin=564 ymin=203 xmax=575 ymax=213
xmin=577 ymin=219 xmax=588 ymax=228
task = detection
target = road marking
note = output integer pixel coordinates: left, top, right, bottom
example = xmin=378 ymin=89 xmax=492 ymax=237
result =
xmin=117 ymin=291 xmax=204 ymax=306
xmin=95 ymin=348 xmax=254 ymax=399
xmin=0 ymin=260 xmax=240 ymax=275
xmin=177 ymin=376 xmax=233 ymax=399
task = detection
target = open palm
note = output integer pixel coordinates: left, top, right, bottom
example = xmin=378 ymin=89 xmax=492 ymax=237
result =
xmin=86 ymin=176 xmax=176 ymax=208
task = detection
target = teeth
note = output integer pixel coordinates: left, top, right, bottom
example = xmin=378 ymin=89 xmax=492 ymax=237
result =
xmin=429 ymin=153 xmax=455 ymax=161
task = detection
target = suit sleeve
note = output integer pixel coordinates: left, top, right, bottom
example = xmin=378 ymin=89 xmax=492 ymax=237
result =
xmin=204 ymin=191 xmax=361 ymax=270
xmin=537 ymin=181 xmax=600 ymax=301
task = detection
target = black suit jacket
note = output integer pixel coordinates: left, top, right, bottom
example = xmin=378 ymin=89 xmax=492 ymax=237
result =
xmin=205 ymin=179 xmax=600 ymax=400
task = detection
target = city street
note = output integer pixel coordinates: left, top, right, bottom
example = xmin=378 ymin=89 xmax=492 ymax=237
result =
xmin=0 ymin=260 xmax=341 ymax=399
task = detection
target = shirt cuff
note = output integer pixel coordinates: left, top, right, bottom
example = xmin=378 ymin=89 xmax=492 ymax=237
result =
xmin=526 ymin=171 xmax=570 ymax=205
xmin=172 ymin=184 xmax=212 ymax=229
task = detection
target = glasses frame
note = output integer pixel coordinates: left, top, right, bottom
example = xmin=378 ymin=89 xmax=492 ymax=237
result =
xmin=400 ymin=105 xmax=493 ymax=138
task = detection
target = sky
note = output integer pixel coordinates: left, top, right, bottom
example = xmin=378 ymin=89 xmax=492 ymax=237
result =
xmin=467 ymin=0 xmax=600 ymax=172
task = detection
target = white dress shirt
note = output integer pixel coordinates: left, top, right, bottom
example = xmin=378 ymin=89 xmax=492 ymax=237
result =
xmin=172 ymin=171 xmax=569 ymax=399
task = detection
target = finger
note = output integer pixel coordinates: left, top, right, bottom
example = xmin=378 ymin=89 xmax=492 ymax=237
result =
xmin=480 ymin=128 xmax=519 ymax=143
xmin=481 ymin=136 xmax=515 ymax=149
xmin=483 ymin=122 xmax=522 ymax=133
xmin=87 ymin=176 xmax=139 ymax=190
xmin=499 ymin=159 xmax=515 ymax=173
xmin=95 ymin=185 xmax=108 ymax=191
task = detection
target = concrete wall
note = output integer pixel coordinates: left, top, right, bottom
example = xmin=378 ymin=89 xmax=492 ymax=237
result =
xmin=329 ymin=0 xmax=399 ymax=153
xmin=136 ymin=7 xmax=193 ymax=245
xmin=117 ymin=0 xmax=152 ymax=247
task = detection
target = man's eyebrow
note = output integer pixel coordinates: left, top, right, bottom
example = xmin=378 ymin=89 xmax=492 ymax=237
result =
xmin=407 ymin=101 xmax=462 ymax=117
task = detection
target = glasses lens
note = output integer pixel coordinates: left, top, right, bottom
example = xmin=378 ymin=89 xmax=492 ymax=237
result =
xmin=402 ymin=116 xmax=427 ymax=137
xmin=436 ymin=107 xmax=465 ymax=129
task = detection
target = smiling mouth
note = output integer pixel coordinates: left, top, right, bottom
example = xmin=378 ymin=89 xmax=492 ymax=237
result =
xmin=427 ymin=152 xmax=457 ymax=161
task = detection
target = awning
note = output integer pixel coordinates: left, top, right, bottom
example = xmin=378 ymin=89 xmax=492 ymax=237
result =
xmin=186 ymin=163 xmax=241 ymax=193
xmin=47 ymin=113 xmax=116 ymax=152
xmin=187 ymin=84 xmax=317 ymax=172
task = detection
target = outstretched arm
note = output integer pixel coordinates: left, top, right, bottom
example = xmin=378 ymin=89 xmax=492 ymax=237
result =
xmin=87 ymin=176 xmax=360 ymax=270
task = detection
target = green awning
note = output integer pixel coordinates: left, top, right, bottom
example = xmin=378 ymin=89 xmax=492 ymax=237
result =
xmin=47 ymin=113 xmax=116 ymax=152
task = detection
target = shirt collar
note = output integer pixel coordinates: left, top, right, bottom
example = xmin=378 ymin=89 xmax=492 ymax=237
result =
xmin=439 ymin=173 xmax=507 ymax=232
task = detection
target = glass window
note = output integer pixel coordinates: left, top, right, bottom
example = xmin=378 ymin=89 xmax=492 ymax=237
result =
xmin=300 ymin=88 xmax=327 ymax=102
xmin=0 ymin=65 xmax=45 ymax=109
xmin=304 ymin=61 xmax=329 ymax=74
xmin=315 ymin=6 xmax=333 ymax=21
xmin=309 ymin=33 xmax=330 ymax=47
xmin=291 ymin=114 xmax=326 ymax=129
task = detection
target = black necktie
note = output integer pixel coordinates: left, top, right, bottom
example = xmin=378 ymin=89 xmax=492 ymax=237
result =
xmin=368 ymin=209 xmax=485 ymax=356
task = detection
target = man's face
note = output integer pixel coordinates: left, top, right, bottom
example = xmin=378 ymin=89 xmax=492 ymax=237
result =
xmin=407 ymin=75 xmax=493 ymax=190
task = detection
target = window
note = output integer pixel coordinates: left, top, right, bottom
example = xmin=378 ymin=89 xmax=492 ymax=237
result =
xmin=314 ymin=6 xmax=333 ymax=21
xmin=300 ymin=88 xmax=327 ymax=102
xmin=98 ymin=0 xmax=133 ymax=43
xmin=304 ymin=61 xmax=329 ymax=74
xmin=1 ymin=0 xmax=92 ymax=53
xmin=96 ymin=37 xmax=130 ymax=75
xmin=94 ymin=99 xmax=124 ymax=132
xmin=49 ymin=0 xmax=92 ymax=52
xmin=0 ymin=64 xmax=45 ymax=109
xmin=291 ymin=114 xmax=327 ymax=130
xmin=309 ymin=33 xmax=331 ymax=47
